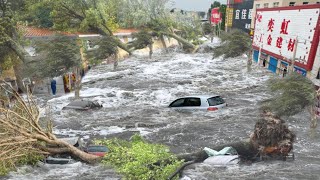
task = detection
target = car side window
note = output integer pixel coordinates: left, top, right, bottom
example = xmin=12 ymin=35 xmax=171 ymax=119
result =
xmin=170 ymin=98 xmax=185 ymax=107
xmin=183 ymin=98 xmax=201 ymax=106
xmin=208 ymin=96 xmax=225 ymax=106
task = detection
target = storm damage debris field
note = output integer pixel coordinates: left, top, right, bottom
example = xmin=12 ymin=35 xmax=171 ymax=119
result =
xmin=5 ymin=51 xmax=320 ymax=180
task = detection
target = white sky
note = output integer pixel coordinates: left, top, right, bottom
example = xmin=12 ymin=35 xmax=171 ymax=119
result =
xmin=170 ymin=0 xmax=227 ymax=11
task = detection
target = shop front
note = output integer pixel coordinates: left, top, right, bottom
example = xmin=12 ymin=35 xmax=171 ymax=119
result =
xmin=268 ymin=56 xmax=278 ymax=73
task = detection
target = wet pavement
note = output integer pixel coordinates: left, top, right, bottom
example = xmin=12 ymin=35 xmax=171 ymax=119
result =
xmin=3 ymin=46 xmax=320 ymax=180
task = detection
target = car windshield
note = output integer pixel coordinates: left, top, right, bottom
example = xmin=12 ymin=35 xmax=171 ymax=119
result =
xmin=87 ymin=146 xmax=109 ymax=152
xmin=207 ymin=96 xmax=225 ymax=106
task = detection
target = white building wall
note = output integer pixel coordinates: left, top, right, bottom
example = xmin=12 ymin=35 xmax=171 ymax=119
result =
xmin=310 ymin=44 xmax=320 ymax=86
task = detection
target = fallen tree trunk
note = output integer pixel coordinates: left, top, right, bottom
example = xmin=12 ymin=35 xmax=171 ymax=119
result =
xmin=167 ymin=111 xmax=295 ymax=179
xmin=162 ymin=32 xmax=199 ymax=53
xmin=176 ymin=139 xmax=257 ymax=163
xmin=0 ymin=85 xmax=102 ymax=173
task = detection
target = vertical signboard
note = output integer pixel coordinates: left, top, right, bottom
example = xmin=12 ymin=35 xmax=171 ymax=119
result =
xmin=225 ymin=8 xmax=234 ymax=27
xmin=252 ymin=5 xmax=320 ymax=70
xmin=232 ymin=0 xmax=254 ymax=33
xmin=211 ymin=8 xmax=222 ymax=25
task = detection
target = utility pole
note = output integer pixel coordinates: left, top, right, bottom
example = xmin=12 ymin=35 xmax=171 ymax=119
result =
xmin=257 ymin=33 xmax=263 ymax=65
xmin=289 ymin=36 xmax=298 ymax=74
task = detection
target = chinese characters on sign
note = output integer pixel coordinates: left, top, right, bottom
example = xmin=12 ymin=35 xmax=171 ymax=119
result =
xmin=253 ymin=8 xmax=319 ymax=66
xmin=235 ymin=9 xmax=252 ymax=20
xmin=232 ymin=0 xmax=254 ymax=33
xmin=225 ymin=8 xmax=234 ymax=27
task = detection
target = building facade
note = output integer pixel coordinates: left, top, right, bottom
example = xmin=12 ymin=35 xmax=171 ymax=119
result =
xmin=252 ymin=4 xmax=320 ymax=82
xmin=251 ymin=0 xmax=320 ymax=29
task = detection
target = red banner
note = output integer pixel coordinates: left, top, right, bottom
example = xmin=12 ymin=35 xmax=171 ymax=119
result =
xmin=211 ymin=8 xmax=222 ymax=25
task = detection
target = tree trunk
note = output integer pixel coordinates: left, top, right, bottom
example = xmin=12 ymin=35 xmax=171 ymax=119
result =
xmin=162 ymin=32 xmax=198 ymax=53
xmin=247 ymin=50 xmax=253 ymax=72
xmin=74 ymin=67 xmax=81 ymax=99
xmin=113 ymin=54 xmax=118 ymax=70
xmin=54 ymin=139 xmax=102 ymax=163
xmin=309 ymin=105 xmax=318 ymax=128
xmin=160 ymin=35 xmax=168 ymax=53
xmin=165 ymin=140 xmax=257 ymax=180
xmin=115 ymin=37 xmax=132 ymax=55
xmin=176 ymin=140 xmax=257 ymax=163
xmin=148 ymin=44 xmax=153 ymax=59
xmin=12 ymin=61 xmax=27 ymax=93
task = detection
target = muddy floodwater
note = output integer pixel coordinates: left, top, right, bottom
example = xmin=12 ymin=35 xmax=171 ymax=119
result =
xmin=3 ymin=46 xmax=320 ymax=180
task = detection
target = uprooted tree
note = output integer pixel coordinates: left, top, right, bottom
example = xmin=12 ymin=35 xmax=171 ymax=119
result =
xmin=212 ymin=29 xmax=251 ymax=59
xmin=263 ymin=72 xmax=318 ymax=128
xmin=166 ymin=72 xmax=316 ymax=178
xmin=0 ymin=85 xmax=101 ymax=175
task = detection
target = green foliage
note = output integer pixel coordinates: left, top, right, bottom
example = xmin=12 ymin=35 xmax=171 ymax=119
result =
xmin=213 ymin=29 xmax=251 ymax=58
xmin=0 ymin=152 xmax=44 ymax=176
xmin=128 ymin=30 xmax=153 ymax=50
xmin=34 ymin=35 xmax=81 ymax=78
xmin=203 ymin=22 xmax=212 ymax=35
xmin=118 ymin=0 xmax=171 ymax=28
xmin=85 ymin=36 xmax=118 ymax=63
xmin=23 ymin=1 xmax=54 ymax=28
xmin=96 ymin=134 xmax=182 ymax=180
xmin=263 ymin=72 xmax=316 ymax=117
xmin=47 ymin=0 xmax=119 ymax=33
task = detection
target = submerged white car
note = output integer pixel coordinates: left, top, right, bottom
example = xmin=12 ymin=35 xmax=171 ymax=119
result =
xmin=168 ymin=95 xmax=226 ymax=111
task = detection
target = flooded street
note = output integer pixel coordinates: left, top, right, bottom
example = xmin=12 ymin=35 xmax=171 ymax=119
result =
xmin=4 ymin=47 xmax=320 ymax=180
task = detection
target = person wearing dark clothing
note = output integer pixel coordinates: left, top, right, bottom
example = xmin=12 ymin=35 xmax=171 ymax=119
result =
xmin=263 ymin=59 xmax=266 ymax=67
xmin=51 ymin=79 xmax=57 ymax=95
xmin=283 ymin=67 xmax=287 ymax=77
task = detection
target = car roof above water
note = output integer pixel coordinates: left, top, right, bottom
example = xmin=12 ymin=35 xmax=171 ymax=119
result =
xmin=178 ymin=95 xmax=220 ymax=99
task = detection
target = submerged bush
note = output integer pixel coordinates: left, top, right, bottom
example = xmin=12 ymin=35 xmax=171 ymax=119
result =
xmin=95 ymin=134 xmax=182 ymax=180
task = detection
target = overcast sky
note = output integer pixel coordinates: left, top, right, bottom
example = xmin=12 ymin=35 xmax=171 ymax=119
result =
xmin=170 ymin=0 xmax=227 ymax=12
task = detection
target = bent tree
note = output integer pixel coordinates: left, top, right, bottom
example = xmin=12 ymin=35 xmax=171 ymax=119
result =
xmin=128 ymin=30 xmax=154 ymax=59
xmin=118 ymin=0 xmax=199 ymax=52
xmin=45 ymin=0 xmax=132 ymax=55
xmin=263 ymin=72 xmax=318 ymax=128
xmin=0 ymin=85 xmax=101 ymax=175
xmin=0 ymin=0 xmax=33 ymax=93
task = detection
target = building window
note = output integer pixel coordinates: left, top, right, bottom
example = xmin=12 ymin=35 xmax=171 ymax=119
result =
xmin=273 ymin=2 xmax=279 ymax=7
xmin=289 ymin=2 xmax=295 ymax=6
xmin=263 ymin=3 xmax=269 ymax=8
xmin=303 ymin=2 xmax=308 ymax=4
xmin=256 ymin=4 xmax=260 ymax=8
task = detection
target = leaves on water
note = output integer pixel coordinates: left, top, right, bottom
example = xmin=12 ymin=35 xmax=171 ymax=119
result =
xmin=96 ymin=134 xmax=182 ymax=180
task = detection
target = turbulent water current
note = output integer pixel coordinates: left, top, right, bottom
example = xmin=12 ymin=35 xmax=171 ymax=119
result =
xmin=2 ymin=42 xmax=320 ymax=180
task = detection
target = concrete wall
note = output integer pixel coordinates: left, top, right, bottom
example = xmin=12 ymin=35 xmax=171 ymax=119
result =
xmin=118 ymin=36 xmax=179 ymax=59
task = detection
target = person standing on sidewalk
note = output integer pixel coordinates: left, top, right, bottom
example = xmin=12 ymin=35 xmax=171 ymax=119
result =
xmin=283 ymin=66 xmax=287 ymax=77
xmin=51 ymin=79 xmax=57 ymax=96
